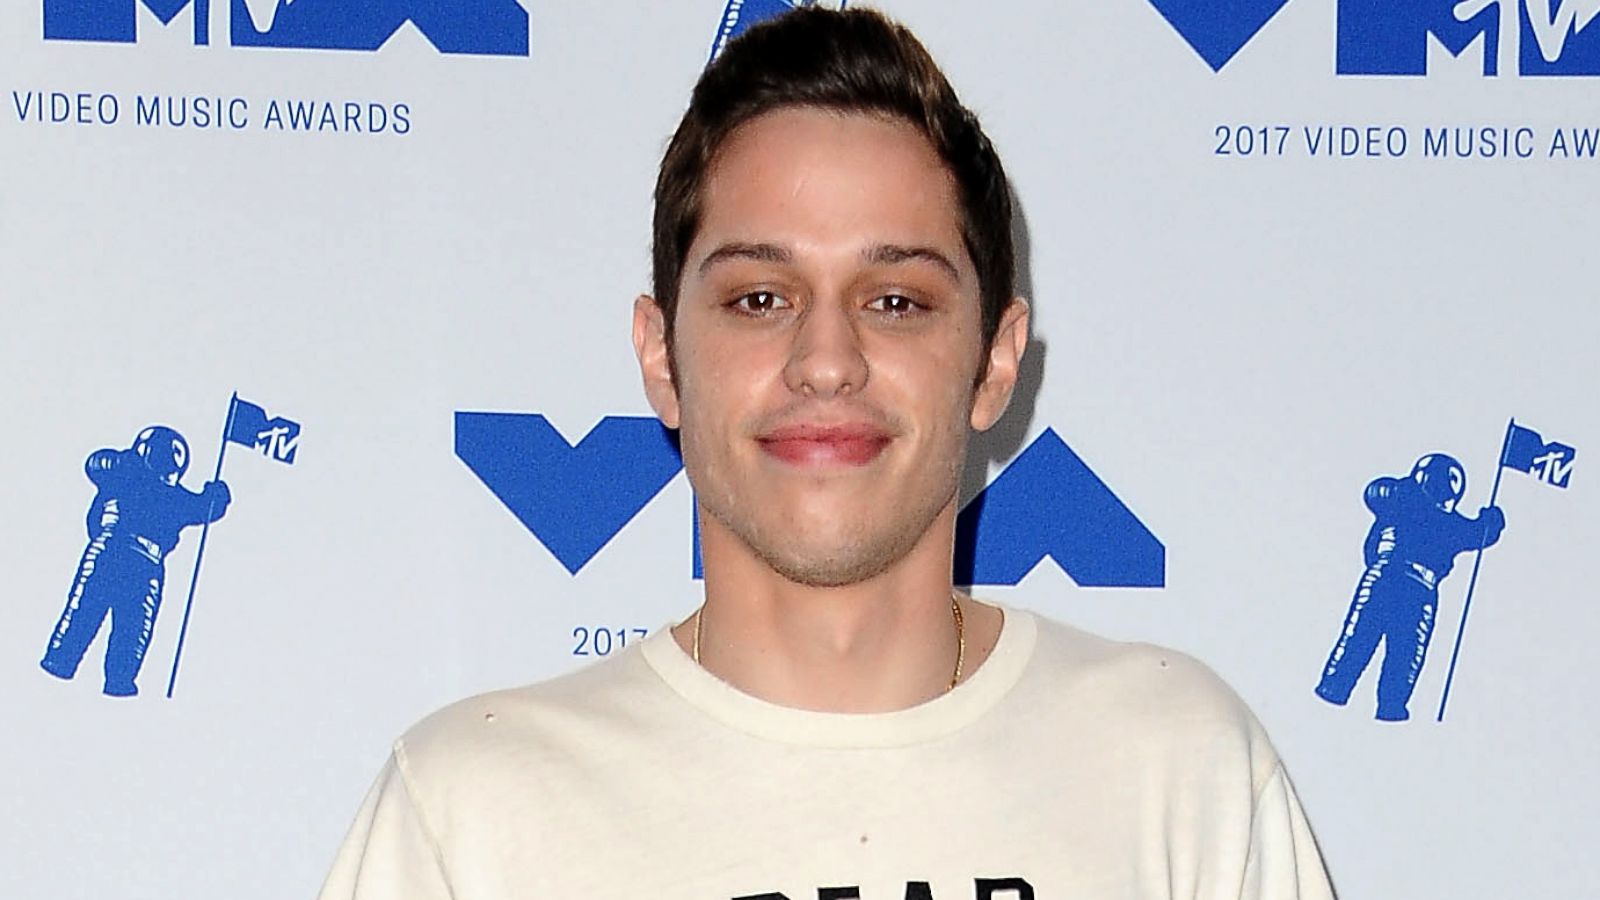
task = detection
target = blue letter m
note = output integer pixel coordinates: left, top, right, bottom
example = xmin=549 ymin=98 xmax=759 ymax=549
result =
xmin=1337 ymin=0 xmax=1504 ymax=75
xmin=44 ymin=0 xmax=529 ymax=55
xmin=45 ymin=0 xmax=209 ymax=43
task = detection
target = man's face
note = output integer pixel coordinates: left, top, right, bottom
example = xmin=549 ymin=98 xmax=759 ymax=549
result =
xmin=636 ymin=107 xmax=1023 ymax=587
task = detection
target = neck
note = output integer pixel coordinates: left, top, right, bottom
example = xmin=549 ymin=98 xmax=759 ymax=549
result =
xmin=676 ymin=501 xmax=1001 ymax=713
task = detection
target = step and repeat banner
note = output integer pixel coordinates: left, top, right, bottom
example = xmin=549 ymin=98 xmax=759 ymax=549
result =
xmin=3 ymin=1 xmax=1594 ymax=897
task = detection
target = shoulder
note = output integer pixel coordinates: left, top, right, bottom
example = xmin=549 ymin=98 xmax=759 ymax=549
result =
xmin=393 ymin=645 xmax=666 ymax=789
xmin=1019 ymin=612 xmax=1279 ymax=788
xmin=361 ymin=643 xmax=699 ymax=853
xmin=1027 ymin=613 xmax=1248 ymax=713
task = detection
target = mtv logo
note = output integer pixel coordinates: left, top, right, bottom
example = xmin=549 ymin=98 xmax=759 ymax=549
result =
xmin=42 ymin=0 xmax=530 ymax=55
xmin=455 ymin=413 xmax=1164 ymax=587
xmin=250 ymin=424 xmax=299 ymax=463
xmin=1338 ymin=0 xmax=1600 ymax=76
xmin=710 ymin=0 xmax=847 ymax=62
xmin=1530 ymin=449 xmax=1575 ymax=487
xmin=224 ymin=397 xmax=301 ymax=466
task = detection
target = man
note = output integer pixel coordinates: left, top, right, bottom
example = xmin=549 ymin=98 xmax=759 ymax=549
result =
xmin=319 ymin=9 xmax=1335 ymax=898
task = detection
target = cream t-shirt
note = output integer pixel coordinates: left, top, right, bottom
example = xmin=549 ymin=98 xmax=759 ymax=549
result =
xmin=318 ymin=608 xmax=1335 ymax=899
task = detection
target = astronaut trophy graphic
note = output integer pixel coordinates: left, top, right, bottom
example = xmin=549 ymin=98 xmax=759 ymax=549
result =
xmin=1315 ymin=454 xmax=1505 ymax=721
xmin=40 ymin=426 xmax=231 ymax=697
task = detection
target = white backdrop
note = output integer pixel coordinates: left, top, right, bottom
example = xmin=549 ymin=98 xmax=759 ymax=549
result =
xmin=3 ymin=2 xmax=1595 ymax=898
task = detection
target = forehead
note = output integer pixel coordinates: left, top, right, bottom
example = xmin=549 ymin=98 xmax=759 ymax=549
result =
xmin=694 ymin=107 xmax=967 ymax=262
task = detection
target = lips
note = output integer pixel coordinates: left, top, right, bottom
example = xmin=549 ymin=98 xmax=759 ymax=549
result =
xmin=757 ymin=423 xmax=892 ymax=467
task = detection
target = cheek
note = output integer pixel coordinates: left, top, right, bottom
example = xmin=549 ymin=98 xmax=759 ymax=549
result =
xmin=935 ymin=386 xmax=977 ymax=455
xmin=886 ymin=344 xmax=979 ymax=424
xmin=674 ymin=358 xmax=753 ymax=470
xmin=678 ymin=326 xmax=787 ymax=417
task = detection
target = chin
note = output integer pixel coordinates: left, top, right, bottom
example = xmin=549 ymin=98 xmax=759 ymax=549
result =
xmin=696 ymin=468 xmax=956 ymax=588
xmin=751 ymin=522 xmax=924 ymax=588
xmin=760 ymin=546 xmax=899 ymax=588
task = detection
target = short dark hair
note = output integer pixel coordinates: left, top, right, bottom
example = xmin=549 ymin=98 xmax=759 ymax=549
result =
xmin=651 ymin=7 xmax=1014 ymax=359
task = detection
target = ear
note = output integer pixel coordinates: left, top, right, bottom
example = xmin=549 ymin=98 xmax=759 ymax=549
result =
xmin=633 ymin=295 xmax=681 ymax=429
xmin=970 ymin=297 xmax=1030 ymax=432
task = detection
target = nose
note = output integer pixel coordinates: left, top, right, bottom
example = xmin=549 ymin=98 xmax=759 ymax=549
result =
xmin=782 ymin=298 xmax=868 ymax=398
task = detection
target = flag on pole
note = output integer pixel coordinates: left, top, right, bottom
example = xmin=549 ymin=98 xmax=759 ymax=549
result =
xmin=1501 ymin=423 xmax=1576 ymax=489
xmin=225 ymin=397 xmax=301 ymax=465
xmin=1437 ymin=418 xmax=1575 ymax=721
xmin=167 ymin=393 xmax=300 ymax=698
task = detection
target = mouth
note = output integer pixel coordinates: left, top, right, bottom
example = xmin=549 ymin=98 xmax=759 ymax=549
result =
xmin=756 ymin=423 xmax=893 ymax=467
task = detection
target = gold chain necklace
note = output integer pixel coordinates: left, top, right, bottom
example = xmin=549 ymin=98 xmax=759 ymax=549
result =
xmin=691 ymin=593 xmax=967 ymax=692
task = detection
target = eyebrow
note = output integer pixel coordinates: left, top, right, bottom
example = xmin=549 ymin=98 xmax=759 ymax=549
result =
xmin=697 ymin=242 xmax=791 ymax=275
xmin=864 ymin=243 xmax=961 ymax=283
xmin=696 ymin=241 xmax=962 ymax=282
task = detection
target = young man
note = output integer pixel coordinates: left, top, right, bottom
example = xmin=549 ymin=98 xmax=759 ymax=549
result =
xmin=319 ymin=9 xmax=1336 ymax=899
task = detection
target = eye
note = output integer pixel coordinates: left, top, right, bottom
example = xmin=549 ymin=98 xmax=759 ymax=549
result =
xmin=729 ymin=291 xmax=789 ymax=314
xmin=867 ymin=293 xmax=923 ymax=316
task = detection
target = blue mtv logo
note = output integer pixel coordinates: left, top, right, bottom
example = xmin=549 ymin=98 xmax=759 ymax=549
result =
xmin=455 ymin=413 xmax=1164 ymax=588
xmin=1339 ymin=0 xmax=1600 ymax=76
xmin=43 ymin=0 xmax=529 ymax=55
xmin=1151 ymin=0 xmax=1600 ymax=75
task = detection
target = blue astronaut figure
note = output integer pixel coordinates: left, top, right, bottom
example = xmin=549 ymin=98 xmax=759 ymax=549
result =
xmin=1315 ymin=454 xmax=1505 ymax=721
xmin=40 ymin=426 xmax=230 ymax=697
